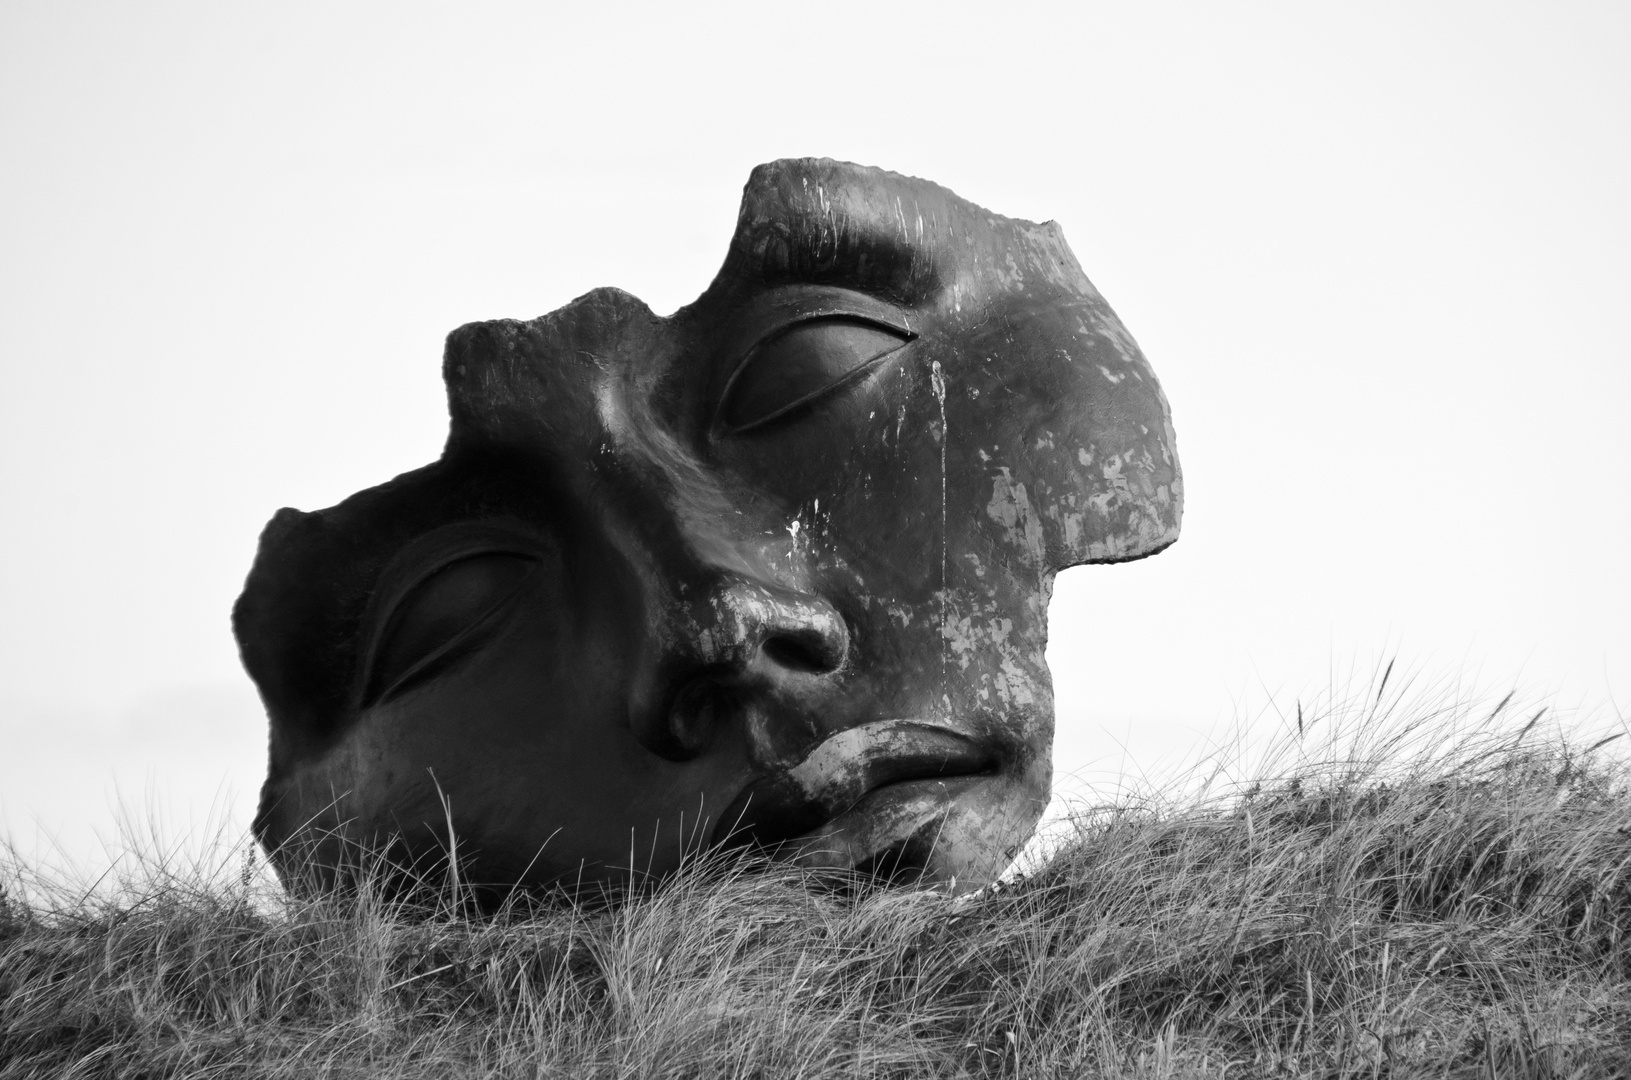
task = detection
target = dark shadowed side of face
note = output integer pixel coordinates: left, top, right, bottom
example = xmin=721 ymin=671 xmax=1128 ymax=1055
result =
xmin=232 ymin=158 xmax=1182 ymax=902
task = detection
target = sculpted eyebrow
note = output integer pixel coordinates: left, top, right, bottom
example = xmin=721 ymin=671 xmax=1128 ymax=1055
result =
xmin=730 ymin=210 xmax=943 ymax=307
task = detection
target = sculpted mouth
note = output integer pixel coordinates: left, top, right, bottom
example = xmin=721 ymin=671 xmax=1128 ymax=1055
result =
xmin=712 ymin=719 xmax=998 ymax=849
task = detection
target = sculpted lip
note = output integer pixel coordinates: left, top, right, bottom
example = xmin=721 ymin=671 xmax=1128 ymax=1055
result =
xmin=712 ymin=719 xmax=997 ymax=848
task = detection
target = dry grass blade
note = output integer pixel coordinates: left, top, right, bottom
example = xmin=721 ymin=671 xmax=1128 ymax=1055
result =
xmin=4 ymin=685 xmax=1631 ymax=1078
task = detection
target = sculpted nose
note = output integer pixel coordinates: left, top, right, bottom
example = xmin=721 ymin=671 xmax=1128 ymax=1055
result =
xmin=700 ymin=577 xmax=849 ymax=679
xmin=631 ymin=574 xmax=849 ymax=762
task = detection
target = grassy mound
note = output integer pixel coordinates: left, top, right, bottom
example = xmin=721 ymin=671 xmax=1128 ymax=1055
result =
xmin=4 ymin=693 xmax=1630 ymax=1077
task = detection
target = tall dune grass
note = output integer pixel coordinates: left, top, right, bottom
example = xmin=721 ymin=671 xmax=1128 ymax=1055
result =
xmin=4 ymin=676 xmax=1630 ymax=1078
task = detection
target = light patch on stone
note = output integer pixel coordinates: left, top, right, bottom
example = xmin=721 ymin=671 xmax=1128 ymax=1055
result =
xmin=985 ymin=468 xmax=1047 ymax=566
xmin=593 ymin=380 xmax=629 ymax=446
xmin=998 ymin=656 xmax=1038 ymax=707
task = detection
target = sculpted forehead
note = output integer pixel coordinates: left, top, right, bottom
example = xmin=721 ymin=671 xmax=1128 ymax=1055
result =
xmin=709 ymin=158 xmax=1094 ymax=305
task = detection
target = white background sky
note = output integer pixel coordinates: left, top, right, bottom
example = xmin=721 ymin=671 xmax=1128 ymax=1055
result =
xmin=3 ymin=2 xmax=1627 ymax=873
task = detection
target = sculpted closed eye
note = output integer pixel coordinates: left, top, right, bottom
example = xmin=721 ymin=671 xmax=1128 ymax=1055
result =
xmin=718 ymin=316 xmax=912 ymax=434
xmin=364 ymin=552 xmax=535 ymax=706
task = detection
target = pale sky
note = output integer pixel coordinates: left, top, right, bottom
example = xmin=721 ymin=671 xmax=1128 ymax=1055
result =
xmin=3 ymin=1 xmax=1627 ymax=873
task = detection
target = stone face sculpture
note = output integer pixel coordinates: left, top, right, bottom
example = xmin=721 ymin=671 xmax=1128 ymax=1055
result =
xmin=234 ymin=158 xmax=1182 ymax=899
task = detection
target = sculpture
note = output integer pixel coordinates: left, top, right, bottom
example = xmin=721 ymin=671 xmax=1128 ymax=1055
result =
xmin=234 ymin=158 xmax=1182 ymax=900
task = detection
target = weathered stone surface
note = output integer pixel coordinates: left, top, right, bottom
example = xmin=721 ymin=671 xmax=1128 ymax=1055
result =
xmin=234 ymin=158 xmax=1181 ymax=899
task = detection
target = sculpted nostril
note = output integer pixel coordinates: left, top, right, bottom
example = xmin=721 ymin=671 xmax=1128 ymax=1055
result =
xmin=666 ymin=679 xmax=734 ymax=757
xmin=762 ymin=632 xmax=839 ymax=674
xmin=699 ymin=575 xmax=849 ymax=678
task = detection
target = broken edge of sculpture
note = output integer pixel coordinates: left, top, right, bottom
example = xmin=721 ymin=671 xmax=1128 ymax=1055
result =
xmin=234 ymin=158 xmax=1182 ymax=905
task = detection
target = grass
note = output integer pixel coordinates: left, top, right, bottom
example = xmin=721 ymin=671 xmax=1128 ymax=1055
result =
xmin=4 ymin=674 xmax=1631 ymax=1078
